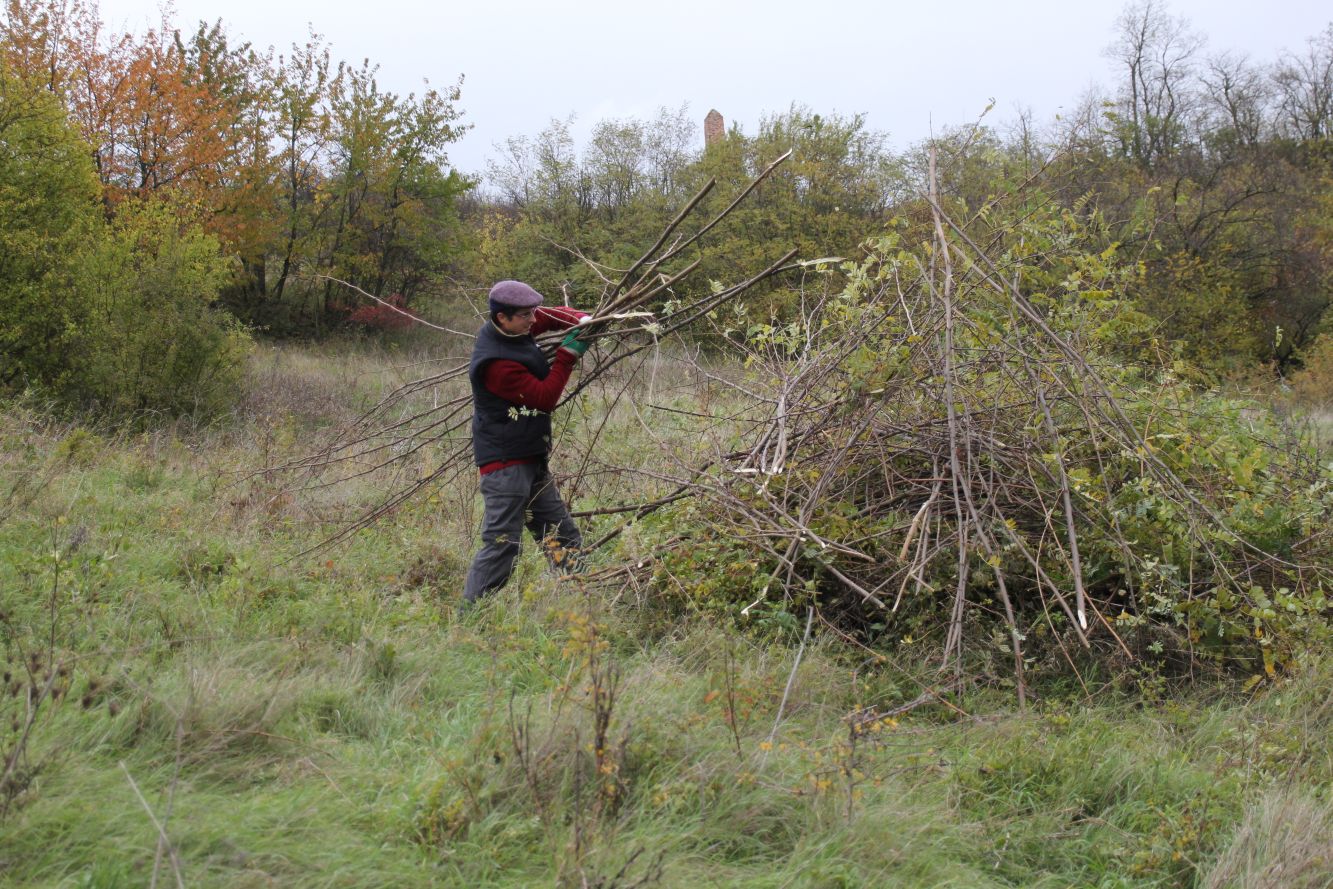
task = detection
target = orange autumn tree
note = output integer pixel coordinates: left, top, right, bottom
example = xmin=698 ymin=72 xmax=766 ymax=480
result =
xmin=1 ymin=1 xmax=266 ymax=228
xmin=0 ymin=0 xmax=104 ymax=95
xmin=172 ymin=20 xmax=280 ymax=277
xmin=0 ymin=0 xmax=126 ymax=194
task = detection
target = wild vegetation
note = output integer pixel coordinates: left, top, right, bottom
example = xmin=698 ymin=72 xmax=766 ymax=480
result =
xmin=616 ymin=192 xmax=1333 ymax=689
xmin=1 ymin=351 xmax=1331 ymax=887
xmin=2 ymin=0 xmax=1333 ymax=884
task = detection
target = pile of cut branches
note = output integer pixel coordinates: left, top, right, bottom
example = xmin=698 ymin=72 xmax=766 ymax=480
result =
xmin=600 ymin=154 xmax=1332 ymax=696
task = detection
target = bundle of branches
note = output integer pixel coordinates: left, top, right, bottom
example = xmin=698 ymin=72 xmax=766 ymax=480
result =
xmin=273 ymin=151 xmax=799 ymax=552
xmin=606 ymin=154 xmax=1332 ymax=696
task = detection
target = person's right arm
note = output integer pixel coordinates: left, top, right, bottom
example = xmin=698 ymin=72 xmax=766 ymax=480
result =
xmin=482 ymin=349 xmax=579 ymax=413
xmin=531 ymin=305 xmax=589 ymax=335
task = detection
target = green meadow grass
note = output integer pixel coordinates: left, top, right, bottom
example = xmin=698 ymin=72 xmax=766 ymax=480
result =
xmin=0 ymin=343 xmax=1329 ymax=888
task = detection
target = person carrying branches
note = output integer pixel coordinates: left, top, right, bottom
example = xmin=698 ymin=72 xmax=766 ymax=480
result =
xmin=461 ymin=280 xmax=593 ymax=606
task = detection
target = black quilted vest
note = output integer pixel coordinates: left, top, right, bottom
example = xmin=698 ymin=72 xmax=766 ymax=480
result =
xmin=469 ymin=321 xmax=553 ymax=466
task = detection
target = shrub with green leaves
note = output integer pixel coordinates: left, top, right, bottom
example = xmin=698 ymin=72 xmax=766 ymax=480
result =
xmin=0 ymin=65 xmax=100 ymax=392
xmin=65 ymin=197 xmax=251 ymax=418
xmin=0 ymin=68 xmax=250 ymax=419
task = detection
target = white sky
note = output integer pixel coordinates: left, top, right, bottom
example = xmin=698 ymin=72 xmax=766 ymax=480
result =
xmin=92 ymin=0 xmax=1331 ymax=178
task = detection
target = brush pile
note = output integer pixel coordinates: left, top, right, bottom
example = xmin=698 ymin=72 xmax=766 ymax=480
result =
xmin=602 ymin=157 xmax=1333 ymax=693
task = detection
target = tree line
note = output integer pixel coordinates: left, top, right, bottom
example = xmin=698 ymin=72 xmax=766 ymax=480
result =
xmin=1 ymin=0 xmax=1331 ymax=418
xmin=2 ymin=0 xmax=468 ymax=334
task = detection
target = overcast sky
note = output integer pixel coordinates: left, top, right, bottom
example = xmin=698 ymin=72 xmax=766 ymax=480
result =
xmin=93 ymin=0 xmax=1331 ymax=178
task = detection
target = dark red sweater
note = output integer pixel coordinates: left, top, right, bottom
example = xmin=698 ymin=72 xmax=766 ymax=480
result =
xmin=478 ymin=305 xmax=588 ymax=475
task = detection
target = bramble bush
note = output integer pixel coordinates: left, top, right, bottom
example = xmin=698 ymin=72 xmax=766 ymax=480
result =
xmin=345 ymin=293 xmax=421 ymax=333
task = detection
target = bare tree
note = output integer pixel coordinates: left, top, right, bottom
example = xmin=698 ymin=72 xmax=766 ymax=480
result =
xmin=1272 ymin=24 xmax=1333 ymax=140
xmin=1201 ymin=51 xmax=1272 ymax=151
xmin=1106 ymin=0 xmax=1205 ymax=167
xmin=642 ymin=104 xmax=697 ymax=199
xmin=486 ymin=134 xmax=537 ymax=209
xmin=586 ymin=117 xmax=648 ymax=216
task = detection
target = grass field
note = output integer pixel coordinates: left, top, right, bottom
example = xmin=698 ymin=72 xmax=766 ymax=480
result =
xmin=1 ymin=341 xmax=1329 ymax=888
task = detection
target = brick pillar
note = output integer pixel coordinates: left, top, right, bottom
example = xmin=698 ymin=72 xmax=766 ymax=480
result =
xmin=704 ymin=109 xmax=724 ymax=148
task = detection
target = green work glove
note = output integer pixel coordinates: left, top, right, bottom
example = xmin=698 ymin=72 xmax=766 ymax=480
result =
xmin=560 ymin=329 xmax=589 ymax=357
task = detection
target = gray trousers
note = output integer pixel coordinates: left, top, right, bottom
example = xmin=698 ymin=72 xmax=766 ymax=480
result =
xmin=463 ymin=461 xmax=582 ymax=602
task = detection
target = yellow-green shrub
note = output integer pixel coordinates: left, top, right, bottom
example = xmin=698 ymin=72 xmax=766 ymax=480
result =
xmin=0 ymin=67 xmax=250 ymax=418
xmin=64 ymin=197 xmax=251 ymax=418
